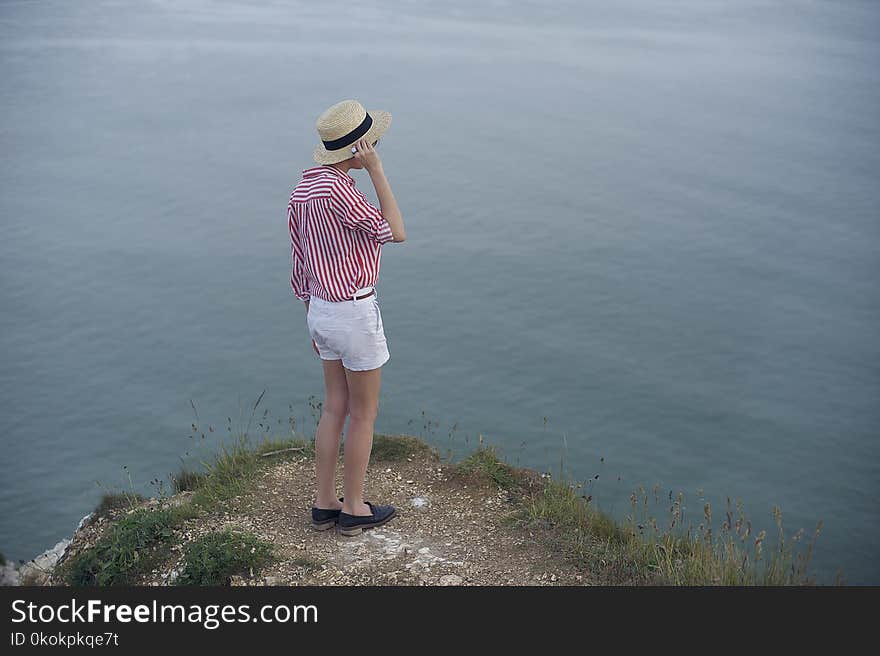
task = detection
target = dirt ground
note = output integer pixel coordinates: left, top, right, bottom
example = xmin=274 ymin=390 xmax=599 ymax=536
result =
xmin=50 ymin=442 xmax=595 ymax=586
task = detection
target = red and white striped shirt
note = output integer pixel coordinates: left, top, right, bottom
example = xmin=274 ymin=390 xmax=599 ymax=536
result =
xmin=288 ymin=165 xmax=394 ymax=303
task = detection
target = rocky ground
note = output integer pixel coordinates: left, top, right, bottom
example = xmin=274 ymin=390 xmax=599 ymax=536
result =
xmin=29 ymin=440 xmax=595 ymax=586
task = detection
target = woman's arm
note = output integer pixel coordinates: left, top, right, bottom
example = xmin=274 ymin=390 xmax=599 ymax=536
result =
xmin=368 ymin=164 xmax=406 ymax=242
xmin=353 ymin=137 xmax=406 ymax=242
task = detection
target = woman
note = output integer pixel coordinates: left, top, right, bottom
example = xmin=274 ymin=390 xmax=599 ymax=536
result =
xmin=287 ymin=99 xmax=407 ymax=537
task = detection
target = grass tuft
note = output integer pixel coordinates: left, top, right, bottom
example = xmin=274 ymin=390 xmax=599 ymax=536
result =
xmin=289 ymin=554 xmax=322 ymax=570
xmin=515 ymin=478 xmax=823 ymax=585
xmin=187 ymin=436 xmax=311 ymax=507
xmin=60 ymin=506 xmax=191 ymax=586
xmin=177 ymin=529 xmax=274 ymax=586
xmin=93 ymin=492 xmax=147 ymax=518
xmin=453 ymin=446 xmax=529 ymax=491
xmin=369 ymin=433 xmax=438 ymax=462
xmin=53 ymin=407 xmax=829 ymax=587
xmin=59 ymin=433 xmax=308 ymax=586
xmin=170 ymin=468 xmax=208 ymax=493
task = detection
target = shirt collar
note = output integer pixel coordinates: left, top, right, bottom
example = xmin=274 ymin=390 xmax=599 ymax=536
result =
xmin=302 ymin=164 xmax=356 ymax=185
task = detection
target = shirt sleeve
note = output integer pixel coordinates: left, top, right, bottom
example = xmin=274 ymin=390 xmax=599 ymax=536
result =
xmin=288 ymin=202 xmax=311 ymax=301
xmin=328 ymin=179 xmax=395 ymax=245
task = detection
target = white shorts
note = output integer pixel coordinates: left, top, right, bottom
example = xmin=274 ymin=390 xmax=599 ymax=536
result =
xmin=307 ymin=286 xmax=390 ymax=371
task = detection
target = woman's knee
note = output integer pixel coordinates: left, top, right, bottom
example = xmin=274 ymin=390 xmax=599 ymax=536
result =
xmin=347 ymin=402 xmax=379 ymax=423
xmin=344 ymin=369 xmax=381 ymax=422
xmin=320 ymin=359 xmax=350 ymax=419
xmin=322 ymin=397 xmax=349 ymax=421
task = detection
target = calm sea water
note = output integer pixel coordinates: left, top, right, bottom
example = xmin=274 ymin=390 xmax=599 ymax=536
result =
xmin=1 ymin=0 xmax=877 ymax=583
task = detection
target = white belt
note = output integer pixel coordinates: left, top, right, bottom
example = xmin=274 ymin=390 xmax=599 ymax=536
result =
xmin=350 ymin=285 xmax=374 ymax=301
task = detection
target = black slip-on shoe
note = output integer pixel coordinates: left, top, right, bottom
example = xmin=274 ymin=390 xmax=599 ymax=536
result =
xmin=310 ymin=497 xmax=344 ymax=531
xmin=336 ymin=502 xmax=397 ymax=536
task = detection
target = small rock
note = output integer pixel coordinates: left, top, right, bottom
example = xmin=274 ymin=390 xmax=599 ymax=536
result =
xmin=438 ymin=574 xmax=463 ymax=586
xmin=76 ymin=512 xmax=94 ymax=532
xmin=165 ymin=565 xmax=184 ymax=584
xmin=2 ymin=539 xmax=71 ymax=586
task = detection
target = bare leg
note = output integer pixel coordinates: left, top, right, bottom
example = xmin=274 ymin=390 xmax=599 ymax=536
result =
xmin=314 ymin=359 xmax=348 ymax=510
xmin=342 ymin=364 xmax=382 ymax=516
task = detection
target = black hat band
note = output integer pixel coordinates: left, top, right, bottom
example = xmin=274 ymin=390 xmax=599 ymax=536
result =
xmin=322 ymin=113 xmax=373 ymax=151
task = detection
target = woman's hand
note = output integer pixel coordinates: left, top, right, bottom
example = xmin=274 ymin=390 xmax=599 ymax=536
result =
xmin=312 ymin=338 xmax=319 ymax=356
xmin=352 ymin=137 xmax=381 ymax=172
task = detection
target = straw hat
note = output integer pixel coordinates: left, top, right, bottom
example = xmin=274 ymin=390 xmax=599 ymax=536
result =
xmin=312 ymin=99 xmax=392 ymax=165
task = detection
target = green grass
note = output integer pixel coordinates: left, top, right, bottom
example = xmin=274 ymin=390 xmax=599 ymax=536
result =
xmin=59 ymin=505 xmax=195 ymax=586
xmin=61 ymin=433 xmax=311 ymax=586
xmin=176 ymin=528 xmax=274 ymax=586
xmin=93 ymin=492 xmax=147 ymax=518
xmin=454 ymin=445 xmax=526 ymax=491
xmin=170 ymin=467 xmax=208 ymax=493
xmin=188 ymin=435 xmax=312 ymax=508
xmin=515 ymin=478 xmax=825 ymax=585
xmin=370 ymin=433 xmax=439 ymax=462
xmin=289 ymin=554 xmax=323 ymax=570
xmin=57 ymin=418 xmax=830 ymax=587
